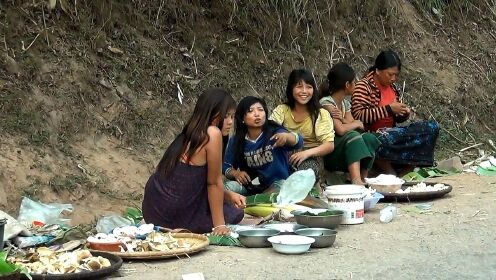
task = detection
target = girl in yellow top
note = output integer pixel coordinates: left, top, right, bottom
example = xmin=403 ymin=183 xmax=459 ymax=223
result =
xmin=270 ymin=69 xmax=335 ymax=182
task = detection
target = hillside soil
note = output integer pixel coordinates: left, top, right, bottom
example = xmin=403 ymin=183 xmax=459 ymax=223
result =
xmin=1 ymin=0 xmax=495 ymax=223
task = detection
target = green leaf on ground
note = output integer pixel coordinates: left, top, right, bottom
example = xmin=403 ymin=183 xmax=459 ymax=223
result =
xmin=207 ymin=235 xmax=242 ymax=247
xmin=476 ymin=167 xmax=496 ymax=176
xmin=125 ymin=207 xmax=143 ymax=224
xmin=402 ymin=167 xmax=458 ymax=181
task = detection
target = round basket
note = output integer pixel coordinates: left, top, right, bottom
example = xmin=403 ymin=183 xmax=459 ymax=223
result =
xmin=90 ymin=232 xmax=209 ymax=260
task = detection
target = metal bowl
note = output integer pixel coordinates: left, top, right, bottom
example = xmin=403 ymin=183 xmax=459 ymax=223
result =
xmin=262 ymin=223 xmax=307 ymax=234
xmin=291 ymin=210 xmax=344 ymax=229
xmin=237 ymin=229 xmax=280 ymax=248
xmin=295 ymin=228 xmax=337 ymax=248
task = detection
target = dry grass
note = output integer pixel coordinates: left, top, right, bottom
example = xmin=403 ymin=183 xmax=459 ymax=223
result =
xmin=0 ymin=0 xmax=494 ymax=161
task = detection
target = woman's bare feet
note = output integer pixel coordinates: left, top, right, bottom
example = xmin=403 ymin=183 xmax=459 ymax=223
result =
xmin=351 ymin=177 xmax=365 ymax=185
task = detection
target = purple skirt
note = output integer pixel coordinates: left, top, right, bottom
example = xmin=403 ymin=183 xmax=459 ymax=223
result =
xmin=142 ymin=162 xmax=243 ymax=233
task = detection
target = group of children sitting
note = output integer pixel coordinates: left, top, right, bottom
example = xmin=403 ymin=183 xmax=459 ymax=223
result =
xmin=141 ymin=50 xmax=440 ymax=236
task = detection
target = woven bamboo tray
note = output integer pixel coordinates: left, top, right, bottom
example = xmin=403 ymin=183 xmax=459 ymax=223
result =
xmin=90 ymin=233 xmax=209 ymax=260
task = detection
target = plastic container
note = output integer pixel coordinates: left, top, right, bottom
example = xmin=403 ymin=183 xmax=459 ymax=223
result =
xmin=325 ymin=185 xmax=366 ymax=224
xmin=364 ymin=192 xmax=385 ymax=212
xmin=0 ymin=218 xmax=6 ymax=250
xmin=380 ymin=205 xmax=397 ymax=223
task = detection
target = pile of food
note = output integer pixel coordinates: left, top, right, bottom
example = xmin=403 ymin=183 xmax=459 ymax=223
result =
xmin=396 ymin=182 xmax=449 ymax=194
xmin=364 ymin=174 xmax=405 ymax=193
xmin=8 ymin=248 xmax=110 ymax=274
xmin=365 ymin=174 xmax=405 ymax=185
xmin=87 ymin=224 xmax=192 ymax=253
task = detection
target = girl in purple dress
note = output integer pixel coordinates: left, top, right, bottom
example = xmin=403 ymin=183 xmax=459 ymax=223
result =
xmin=142 ymin=88 xmax=244 ymax=235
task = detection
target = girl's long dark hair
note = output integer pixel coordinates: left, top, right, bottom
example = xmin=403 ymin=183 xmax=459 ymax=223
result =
xmin=285 ymin=69 xmax=321 ymax=131
xmin=157 ymin=88 xmax=236 ymax=179
xmin=232 ymin=96 xmax=283 ymax=170
xmin=319 ymin=62 xmax=356 ymax=98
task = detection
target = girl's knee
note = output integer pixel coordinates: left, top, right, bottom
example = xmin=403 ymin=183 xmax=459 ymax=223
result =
xmin=297 ymin=158 xmax=323 ymax=181
xmin=345 ymin=130 xmax=361 ymax=138
xmin=362 ymin=132 xmax=378 ymax=143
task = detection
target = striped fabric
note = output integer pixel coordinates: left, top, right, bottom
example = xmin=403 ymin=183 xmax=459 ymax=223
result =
xmin=351 ymin=71 xmax=400 ymax=126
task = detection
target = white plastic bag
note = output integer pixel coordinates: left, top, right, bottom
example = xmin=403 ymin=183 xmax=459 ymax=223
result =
xmin=276 ymin=169 xmax=316 ymax=205
xmin=96 ymin=215 xmax=133 ymax=233
xmin=0 ymin=210 xmax=32 ymax=241
xmin=17 ymin=197 xmax=73 ymax=226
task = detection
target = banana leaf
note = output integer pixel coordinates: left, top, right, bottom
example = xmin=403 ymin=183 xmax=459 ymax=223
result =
xmin=124 ymin=207 xmax=143 ymax=224
xmin=0 ymin=250 xmax=32 ymax=280
xmin=207 ymin=235 xmax=242 ymax=247
xmin=402 ymin=167 xmax=458 ymax=182
xmin=0 ymin=251 xmax=16 ymax=275
xmin=476 ymin=167 xmax=496 ymax=176
xmin=245 ymin=193 xmax=278 ymax=206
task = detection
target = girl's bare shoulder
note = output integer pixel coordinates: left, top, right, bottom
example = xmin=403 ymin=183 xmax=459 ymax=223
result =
xmin=207 ymin=126 xmax=222 ymax=139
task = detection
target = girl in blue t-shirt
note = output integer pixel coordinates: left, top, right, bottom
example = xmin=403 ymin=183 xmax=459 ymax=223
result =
xmin=223 ymin=96 xmax=303 ymax=195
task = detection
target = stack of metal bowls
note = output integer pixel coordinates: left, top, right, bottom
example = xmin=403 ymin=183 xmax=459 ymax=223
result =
xmin=262 ymin=223 xmax=307 ymax=234
xmin=291 ymin=209 xmax=344 ymax=229
xmin=295 ymin=228 xmax=337 ymax=248
xmin=237 ymin=228 xmax=280 ymax=248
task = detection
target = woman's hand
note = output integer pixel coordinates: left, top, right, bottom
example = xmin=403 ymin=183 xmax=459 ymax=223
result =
xmin=231 ymin=169 xmax=251 ymax=185
xmin=328 ymin=105 xmax=343 ymax=120
xmin=270 ymin=132 xmax=289 ymax=148
xmin=289 ymin=150 xmax=311 ymax=167
xmin=389 ymin=101 xmax=408 ymax=115
xmin=394 ymin=106 xmax=411 ymax=123
xmin=211 ymin=224 xmax=230 ymax=236
xmin=353 ymin=120 xmax=364 ymax=130
xmin=399 ymin=106 xmax=411 ymax=117
xmin=226 ymin=191 xmax=246 ymax=209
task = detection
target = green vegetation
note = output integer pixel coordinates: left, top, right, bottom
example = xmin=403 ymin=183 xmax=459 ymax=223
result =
xmin=0 ymin=250 xmax=31 ymax=280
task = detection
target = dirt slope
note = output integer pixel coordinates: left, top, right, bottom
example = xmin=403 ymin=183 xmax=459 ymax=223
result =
xmin=0 ymin=0 xmax=495 ymax=220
